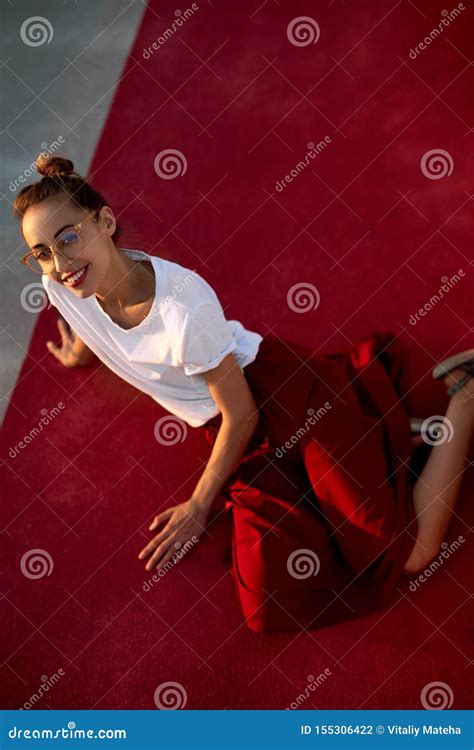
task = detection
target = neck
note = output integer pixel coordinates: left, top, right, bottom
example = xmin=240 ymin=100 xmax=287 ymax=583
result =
xmin=94 ymin=249 xmax=153 ymax=308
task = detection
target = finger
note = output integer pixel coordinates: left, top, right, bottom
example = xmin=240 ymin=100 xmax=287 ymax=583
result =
xmin=155 ymin=548 xmax=178 ymax=572
xmin=138 ymin=527 xmax=172 ymax=559
xmin=145 ymin=537 xmax=175 ymax=571
xmin=57 ymin=317 xmax=72 ymax=345
xmin=46 ymin=340 xmax=64 ymax=361
xmin=149 ymin=507 xmax=174 ymax=531
xmin=149 ymin=508 xmax=174 ymax=531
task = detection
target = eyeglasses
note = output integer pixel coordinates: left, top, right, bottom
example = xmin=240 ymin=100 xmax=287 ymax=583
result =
xmin=20 ymin=211 xmax=98 ymax=274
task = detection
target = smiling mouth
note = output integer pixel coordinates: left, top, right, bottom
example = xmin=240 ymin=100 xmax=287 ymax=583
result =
xmin=62 ymin=264 xmax=89 ymax=287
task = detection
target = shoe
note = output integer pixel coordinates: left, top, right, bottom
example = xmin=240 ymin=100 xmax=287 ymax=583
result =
xmin=432 ymin=349 xmax=474 ymax=396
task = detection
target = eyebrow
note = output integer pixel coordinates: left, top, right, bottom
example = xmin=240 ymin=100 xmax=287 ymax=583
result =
xmin=31 ymin=224 xmax=75 ymax=250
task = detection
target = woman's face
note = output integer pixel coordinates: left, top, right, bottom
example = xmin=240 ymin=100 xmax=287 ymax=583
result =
xmin=22 ymin=199 xmax=117 ymax=297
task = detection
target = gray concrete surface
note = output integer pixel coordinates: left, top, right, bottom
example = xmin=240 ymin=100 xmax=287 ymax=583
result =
xmin=0 ymin=0 xmax=146 ymax=424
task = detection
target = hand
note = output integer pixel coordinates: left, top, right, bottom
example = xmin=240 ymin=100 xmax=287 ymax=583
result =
xmin=46 ymin=318 xmax=94 ymax=368
xmin=138 ymin=499 xmax=209 ymax=572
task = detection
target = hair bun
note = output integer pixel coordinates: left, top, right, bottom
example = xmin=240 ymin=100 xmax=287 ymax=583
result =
xmin=36 ymin=154 xmax=74 ymax=178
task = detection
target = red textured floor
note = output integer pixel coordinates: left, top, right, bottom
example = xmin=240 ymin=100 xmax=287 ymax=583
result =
xmin=2 ymin=0 xmax=473 ymax=709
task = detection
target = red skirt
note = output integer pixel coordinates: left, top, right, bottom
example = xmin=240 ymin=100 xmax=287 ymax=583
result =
xmin=200 ymin=331 xmax=418 ymax=633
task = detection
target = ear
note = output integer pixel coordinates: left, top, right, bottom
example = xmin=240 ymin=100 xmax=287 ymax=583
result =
xmin=98 ymin=205 xmax=117 ymax=237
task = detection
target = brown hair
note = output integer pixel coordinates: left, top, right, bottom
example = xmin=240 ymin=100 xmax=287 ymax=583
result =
xmin=12 ymin=153 xmax=121 ymax=242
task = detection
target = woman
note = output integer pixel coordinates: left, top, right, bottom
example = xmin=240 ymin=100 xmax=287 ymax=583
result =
xmin=14 ymin=154 xmax=473 ymax=633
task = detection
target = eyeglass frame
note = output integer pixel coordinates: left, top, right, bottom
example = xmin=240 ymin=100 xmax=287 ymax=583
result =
xmin=20 ymin=210 xmax=99 ymax=274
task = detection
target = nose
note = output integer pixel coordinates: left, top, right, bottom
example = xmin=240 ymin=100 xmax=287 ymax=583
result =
xmin=52 ymin=250 xmax=73 ymax=276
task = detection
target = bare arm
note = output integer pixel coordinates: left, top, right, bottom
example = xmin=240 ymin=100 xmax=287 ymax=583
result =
xmin=189 ymin=352 xmax=259 ymax=514
xmin=46 ymin=318 xmax=98 ymax=367
xmin=139 ymin=352 xmax=260 ymax=571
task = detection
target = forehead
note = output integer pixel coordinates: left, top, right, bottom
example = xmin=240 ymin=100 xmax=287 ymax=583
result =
xmin=22 ymin=200 xmax=84 ymax=248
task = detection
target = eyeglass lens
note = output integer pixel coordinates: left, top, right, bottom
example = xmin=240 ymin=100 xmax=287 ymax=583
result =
xmin=28 ymin=229 xmax=83 ymax=273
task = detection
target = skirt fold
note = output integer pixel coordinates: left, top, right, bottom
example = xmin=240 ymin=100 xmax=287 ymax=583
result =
xmin=201 ymin=331 xmax=418 ymax=633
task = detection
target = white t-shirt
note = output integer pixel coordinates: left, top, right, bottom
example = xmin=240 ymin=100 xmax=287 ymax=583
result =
xmin=42 ymin=248 xmax=263 ymax=427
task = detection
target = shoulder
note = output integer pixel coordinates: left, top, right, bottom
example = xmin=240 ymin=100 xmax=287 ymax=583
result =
xmin=158 ymin=259 xmax=224 ymax=320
